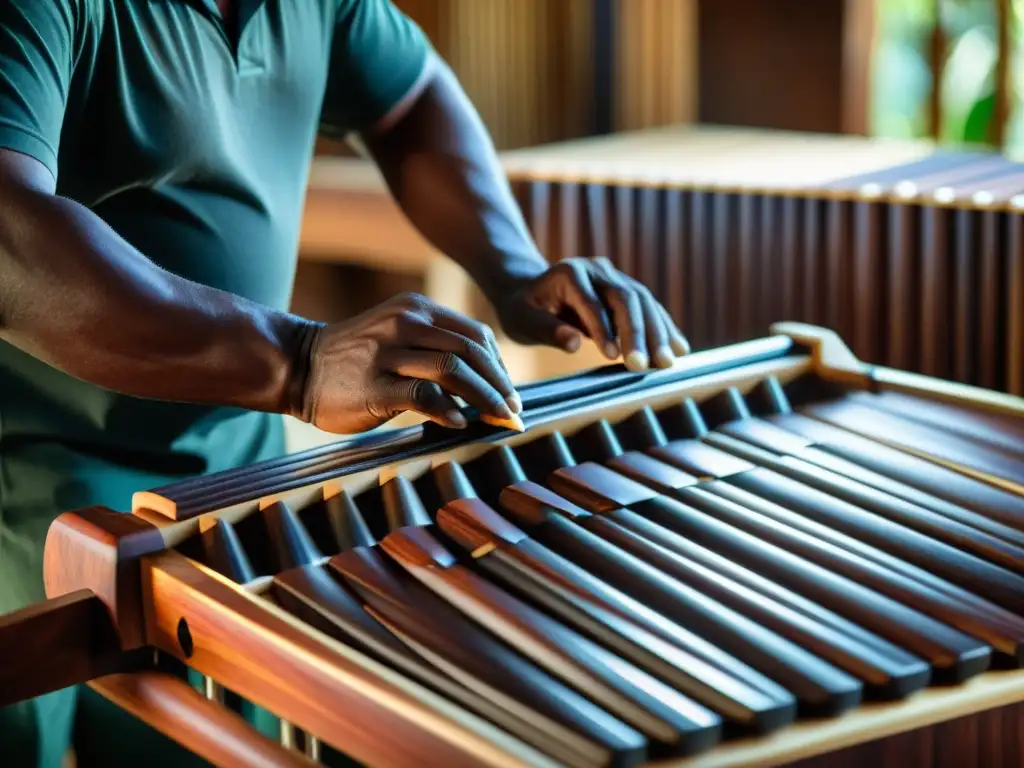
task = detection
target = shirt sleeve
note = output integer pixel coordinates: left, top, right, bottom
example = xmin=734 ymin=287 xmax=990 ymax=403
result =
xmin=321 ymin=0 xmax=432 ymax=136
xmin=0 ymin=0 xmax=82 ymax=178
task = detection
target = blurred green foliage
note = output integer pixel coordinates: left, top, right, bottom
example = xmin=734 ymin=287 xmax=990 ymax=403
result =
xmin=871 ymin=0 xmax=936 ymax=139
xmin=872 ymin=0 xmax=1013 ymax=150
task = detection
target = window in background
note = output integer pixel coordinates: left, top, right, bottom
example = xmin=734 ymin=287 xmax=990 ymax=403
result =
xmin=939 ymin=0 xmax=997 ymax=146
xmin=871 ymin=0 xmax=936 ymax=139
xmin=872 ymin=0 xmax=1017 ymax=153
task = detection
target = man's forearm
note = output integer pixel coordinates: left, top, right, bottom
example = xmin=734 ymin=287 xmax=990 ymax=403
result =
xmin=364 ymin=55 xmax=549 ymax=302
xmin=0 ymin=185 xmax=317 ymax=415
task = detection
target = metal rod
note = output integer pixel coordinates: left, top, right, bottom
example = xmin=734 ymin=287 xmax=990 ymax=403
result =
xmin=305 ymin=735 xmax=322 ymax=761
xmin=280 ymin=721 xmax=297 ymax=749
xmin=203 ymin=676 xmax=224 ymax=704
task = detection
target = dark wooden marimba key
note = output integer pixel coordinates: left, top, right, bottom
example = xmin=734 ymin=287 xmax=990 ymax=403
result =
xmin=691 ymin=481 xmax=1024 ymax=660
xmin=201 ymin=518 xmax=258 ymax=584
xmin=508 ymin=444 xmax=932 ymax=700
xmin=270 ymin=566 xmax=641 ymax=768
xmin=377 ymin=478 xmax=726 ymax=755
xmin=428 ymin=464 xmax=800 ymax=707
xmin=801 ymin=398 xmax=1024 ymax=488
xmin=764 ymin=413 xmax=1024 ymax=531
xmin=702 ymin=378 xmax=1024 ymax=547
xmin=500 ymin=478 xmax=933 ymax=701
xmin=565 ymin=419 xmax=1024 ymax=668
xmin=615 ymin=403 xmax=1024 ymax=615
xmin=287 ymin=492 xmax=653 ymax=768
xmin=262 ymin=501 xmax=324 ymax=570
xmin=436 ymin=498 xmax=795 ymax=732
xmin=588 ymin=412 xmax=997 ymax=606
xmin=466 ymin=449 xmax=866 ymax=715
xmin=703 ymin=430 xmax=1024 ymax=574
xmin=704 ymin=382 xmax=1024 ymax=548
xmin=846 ymin=390 xmax=1024 ymax=458
xmin=519 ymin=439 xmax=989 ymax=680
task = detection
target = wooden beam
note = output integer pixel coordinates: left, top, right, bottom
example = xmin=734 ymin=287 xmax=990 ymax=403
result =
xmin=0 ymin=591 xmax=142 ymax=708
xmin=842 ymin=0 xmax=878 ymax=135
xmin=91 ymin=672 xmax=319 ymax=768
xmin=141 ymin=552 xmax=549 ymax=767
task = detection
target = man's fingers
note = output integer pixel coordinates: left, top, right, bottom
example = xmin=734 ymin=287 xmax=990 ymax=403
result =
xmin=638 ymin=290 xmax=674 ymax=369
xmin=421 ymin=307 xmax=521 ymax=413
xmin=380 ymin=348 xmax=517 ymax=423
xmin=591 ymin=258 xmax=685 ymax=367
xmin=560 ymin=265 xmax=618 ymax=359
xmin=659 ymin=304 xmax=691 ymax=355
xmin=599 ymin=282 xmax=647 ymax=371
xmin=374 ymin=377 xmax=466 ymax=429
xmin=402 ymin=319 xmax=520 ymax=414
xmin=476 ymin=320 xmax=525 ymax=413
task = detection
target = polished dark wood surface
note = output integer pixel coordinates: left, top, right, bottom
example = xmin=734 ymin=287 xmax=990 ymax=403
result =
xmin=381 ymin=524 xmax=725 ymax=755
xmin=277 ymin=560 xmax=641 ymax=768
xmin=437 ymin=495 xmax=796 ymax=733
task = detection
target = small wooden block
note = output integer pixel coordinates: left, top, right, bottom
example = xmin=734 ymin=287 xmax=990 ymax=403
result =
xmin=43 ymin=507 xmax=168 ymax=650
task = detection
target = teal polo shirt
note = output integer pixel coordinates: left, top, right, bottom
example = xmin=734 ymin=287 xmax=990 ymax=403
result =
xmin=0 ymin=0 xmax=430 ymax=614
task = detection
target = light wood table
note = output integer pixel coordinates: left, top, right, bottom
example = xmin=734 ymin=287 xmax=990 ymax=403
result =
xmin=301 ymin=159 xmax=478 ymax=317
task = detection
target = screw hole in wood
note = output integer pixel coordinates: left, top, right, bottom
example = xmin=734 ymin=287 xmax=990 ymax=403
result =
xmin=176 ymin=618 xmax=194 ymax=658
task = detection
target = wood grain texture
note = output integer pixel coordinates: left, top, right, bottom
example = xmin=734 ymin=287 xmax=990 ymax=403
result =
xmin=396 ymin=0 xmax=595 ymax=150
xmin=380 ymin=526 xmax=727 ymax=755
xmin=42 ymin=507 xmax=168 ymax=649
xmin=90 ymin=672 xmax=318 ymax=768
xmin=26 ymin=324 xmax=1024 ymax=767
xmin=274 ymin=562 xmax=640 ymax=768
xmin=614 ymin=0 xmax=697 ymax=132
xmin=783 ymin=701 xmax=1024 ymax=768
xmin=436 ymin=500 xmax=797 ymax=734
xmin=142 ymin=552 xmax=551 ymax=768
xmin=0 ymin=591 xmax=139 ymax=708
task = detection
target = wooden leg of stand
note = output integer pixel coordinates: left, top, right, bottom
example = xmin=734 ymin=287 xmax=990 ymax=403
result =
xmin=91 ymin=672 xmax=318 ymax=768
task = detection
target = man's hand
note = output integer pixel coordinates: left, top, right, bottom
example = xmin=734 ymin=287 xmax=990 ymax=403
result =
xmin=364 ymin=62 xmax=686 ymax=374
xmin=298 ymin=293 xmax=522 ymax=434
xmin=493 ymin=257 xmax=691 ymax=372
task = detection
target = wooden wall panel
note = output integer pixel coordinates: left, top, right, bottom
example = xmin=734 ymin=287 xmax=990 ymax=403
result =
xmin=395 ymin=0 xmax=595 ymax=149
xmin=613 ymin=0 xmax=698 ymax=132
xmin=697 ymin=0 xmax=874 ymax=135
xmin=842 ymin=0 xmax=877 ymax=135
xmin=348 ymin=1 xmax=873 ymax=146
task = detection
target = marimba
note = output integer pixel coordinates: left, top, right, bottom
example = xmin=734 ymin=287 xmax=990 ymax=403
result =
xmin=4 ymin=323 xmax=1024 ymax=767
xmin=504 ymin=125 xmax=1024 ymax=396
